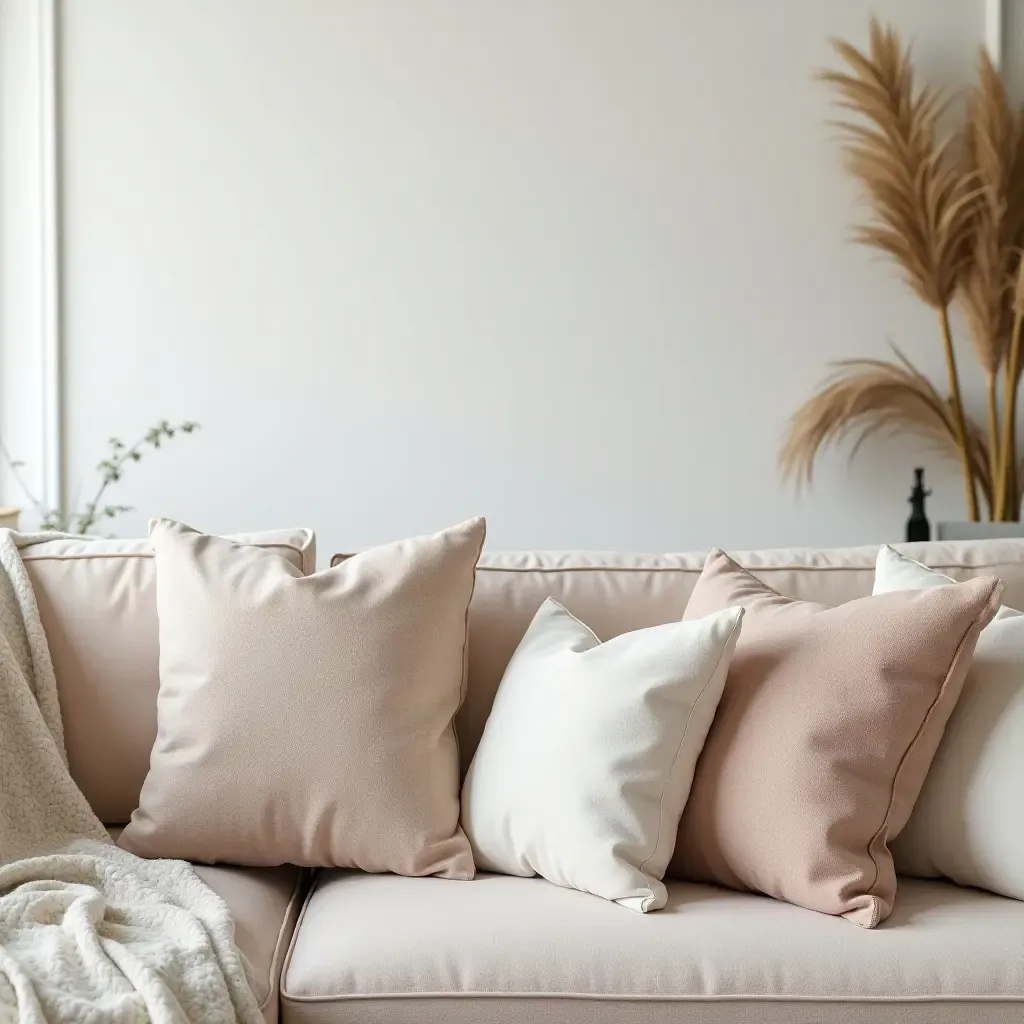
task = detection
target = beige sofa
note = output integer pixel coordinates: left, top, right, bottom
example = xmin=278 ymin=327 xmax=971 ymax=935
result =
xmin=24 ymin=537 xmax=1024 ymax=1024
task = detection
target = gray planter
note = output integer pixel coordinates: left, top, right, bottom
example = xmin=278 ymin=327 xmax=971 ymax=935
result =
xmin=936 ymin=522 xmax=1024 ymax=541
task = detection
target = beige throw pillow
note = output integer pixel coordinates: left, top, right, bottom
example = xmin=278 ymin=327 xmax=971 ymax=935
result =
xmin=669 ymin=549 xmax=1002 ymax=927
xmin=118 ymin=517 xmax=485 ymax=874
xmin=22 ymin=529 xmax=315 ymax=825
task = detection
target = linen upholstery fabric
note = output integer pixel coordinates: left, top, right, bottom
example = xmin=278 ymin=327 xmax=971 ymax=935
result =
xmin=874 ymin=544 xmax=1024 ymax=900
xmin=23 ymin=529 xmax=315 ymax=824
xmin=118 ymin=517 xmax=484 ymax=871
xmin=106 ymin=828 xmax=305 ymax=1024
xmin=461 ymin=598 xmax=743 ymax=912
xmin=670 ymin=549 xmax=1002 ymax=927
xmin=280 ymin=872 xmax=1024 ymax=1024
xmin=193 ymin=864 xmax=304 ymax=1024
xmin=459 ymin=540 xmax=1024 ymax=774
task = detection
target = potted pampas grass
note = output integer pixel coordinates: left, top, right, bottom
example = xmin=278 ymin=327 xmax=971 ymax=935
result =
xmin=781 ymin=19 xmax=1024 ymax=523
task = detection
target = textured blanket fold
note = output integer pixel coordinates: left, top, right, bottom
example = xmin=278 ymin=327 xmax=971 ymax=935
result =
xmin=0 ymin=529 xmax=262 ymax=1023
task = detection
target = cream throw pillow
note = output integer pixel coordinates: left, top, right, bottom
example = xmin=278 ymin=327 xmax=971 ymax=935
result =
xmin=874 ymin=544 xmax=1024 ymax=900
xmin=118 ymin=517 xmax=485 ymax=874
xmin=461 ymin=598 xmax=744 ymax=912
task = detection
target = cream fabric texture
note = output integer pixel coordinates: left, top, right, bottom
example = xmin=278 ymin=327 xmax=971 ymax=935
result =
xmin=23 ymin=529 xmax=314 ymax=824
xmin=281 ymin=872 xmax=1024 ymax=1024
xmin=461 ymin=598 xmax=743 ymax=912
xmin=874 ymin=544 xmax=1024 ymax=900
xmin=0 ymin=530 xmax=262 ymax=1024
xmin=670 ymin=549 xmax=1002 ymax=927
xmin=118 ymin=517 xmax=485 ymax=873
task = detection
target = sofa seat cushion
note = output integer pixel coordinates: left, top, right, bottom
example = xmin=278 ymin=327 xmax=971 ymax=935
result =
xmin=194 ymin=863 xmax=305 ymax=1023
xmin=107 ymin=828 xmax=304 ymax=1023
xmin=281 ymin=872 xmax=1024 ymax=1024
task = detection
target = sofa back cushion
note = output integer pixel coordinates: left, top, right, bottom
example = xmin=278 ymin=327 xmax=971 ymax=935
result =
xmin=23 ymin=530 xmax=315 ymax=824
xmin=457 ymin=540 xmax=1024 ymax=774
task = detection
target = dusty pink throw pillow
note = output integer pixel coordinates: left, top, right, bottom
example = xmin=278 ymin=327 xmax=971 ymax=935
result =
xmin=669 ymin=549 xmax=1002 ymax=927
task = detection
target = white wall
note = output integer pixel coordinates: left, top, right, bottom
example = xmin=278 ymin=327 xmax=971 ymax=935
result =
xmin=0 ymin=0 xmax=51 ymax=520
xmin=5 ymin=0 xmax=1005 ymax=556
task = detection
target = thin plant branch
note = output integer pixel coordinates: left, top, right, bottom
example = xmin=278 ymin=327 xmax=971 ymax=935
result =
xmin=0 ymin=421 xmax=199 ymax=534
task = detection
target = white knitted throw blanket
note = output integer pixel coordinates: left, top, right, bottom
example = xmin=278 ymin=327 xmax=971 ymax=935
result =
xmin=0 ymin=530 xmax=262 ymax=1023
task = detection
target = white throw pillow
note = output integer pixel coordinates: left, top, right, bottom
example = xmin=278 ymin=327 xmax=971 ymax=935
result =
xmin=460 ymin=597 xmax=743 ymax=912
xmin=873 ymin=544 xmax=1024 ymax=899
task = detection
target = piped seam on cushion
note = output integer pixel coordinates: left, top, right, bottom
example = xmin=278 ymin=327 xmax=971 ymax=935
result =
xmin=21 ymin=542 xmax=309 ymax=563
xmin=281 ymin=990 xmax=1024 ymax=1004
xmin=860 ymin=577 xmax=1005 ymax=916
xmin=539 ymin=599 xmax=601 ymax=644
xmin=635 ymin=610 xmax=745 ymax=906
xmin=456 ymin=524 xmax=488 ymax=710
xmin=474 ymin=561 xmax=1023 ymax=575
xmin=453 ymin=523 xmax=489 ymax=766
xmin=259 ymin=868 xmax=311 ymax=1013
xmin=278 ymin=869 xmax=322 ymax=1005
xmin=451 ymin=523 xmax=489 ymax=878
xmin=704 ymin=550 xmax=786 ymax=596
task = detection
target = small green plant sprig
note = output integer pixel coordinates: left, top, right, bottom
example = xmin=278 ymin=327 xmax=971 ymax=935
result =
xmin=1 ymin=420 xmax=199 ymax=534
